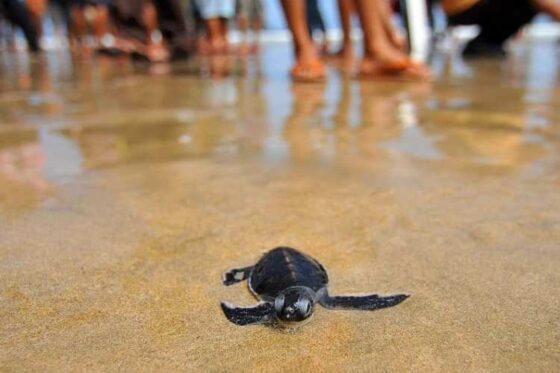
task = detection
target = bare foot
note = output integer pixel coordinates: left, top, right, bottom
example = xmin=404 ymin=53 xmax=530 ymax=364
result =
xmin=208 ymin=38 xmax=233 ymax=55
xmin=145 ymin=42 xmax=170 ymax=63
xmin=127 ymin=38 xmax=170 ymax=63
xmin=359 ymin=57 xmax=430 ymax=80
xmin=104 ymin=36 xmax=140 ymax=55
xmin=290 ymin=57 xmax=326 ymax=82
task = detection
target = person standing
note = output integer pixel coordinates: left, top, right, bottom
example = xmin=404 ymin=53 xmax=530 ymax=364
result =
xmin=278 ymin=0 xmax=429 ymax=81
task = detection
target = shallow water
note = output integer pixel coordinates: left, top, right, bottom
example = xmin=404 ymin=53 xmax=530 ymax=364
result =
xmin=1 ymin=42 xmax=559 ymax=371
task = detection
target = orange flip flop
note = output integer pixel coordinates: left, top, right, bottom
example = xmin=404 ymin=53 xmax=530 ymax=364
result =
xmin=290 ymin=59 xmax=327 ymax=83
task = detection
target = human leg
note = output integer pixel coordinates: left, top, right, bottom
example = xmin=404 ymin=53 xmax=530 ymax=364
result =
xmin=333 ymin=0 xmax=355 ymax=60
xmin=26 ymin=0 xmax=46 ymax=38
xmin=279 ymin=0 xmax=325 ymax=80
xmin=533 ymin=0 xmax=560 ymax=20
xmin=142 ymin=0 xmax=170 ymax=61
xmin=354 ymin=0 xmax=429 ymax=78
xmin=153 ymin=0 xmax=191 ymax=58
xmin=196 ymin=0 xmax=234 ymax=53
xmin=1 ymin=0 xmax=40 ymax=51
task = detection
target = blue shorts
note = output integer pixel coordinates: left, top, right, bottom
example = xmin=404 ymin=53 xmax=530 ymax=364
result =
xmin=195 ymin=0 xmax=235 ymax=19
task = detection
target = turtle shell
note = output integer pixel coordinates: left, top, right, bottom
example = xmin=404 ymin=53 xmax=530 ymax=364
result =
xmin=249 ymin=247 xmax=329 ymax=300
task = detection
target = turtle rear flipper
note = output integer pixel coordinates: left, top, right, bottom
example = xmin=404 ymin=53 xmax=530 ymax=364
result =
xmin=320 ymin=293 xmax=409 ymax=311
xmin=222 ymin=266 xmax=253 ymax=286
xmin=220 ymin=302 xmax=274 ymax=326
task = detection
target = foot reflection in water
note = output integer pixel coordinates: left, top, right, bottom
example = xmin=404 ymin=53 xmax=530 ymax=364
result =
xmin=0 ymin=42 xmax=557 ymax=178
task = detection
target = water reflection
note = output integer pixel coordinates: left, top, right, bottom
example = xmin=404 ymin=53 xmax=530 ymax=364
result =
xmin=0 ymin=42 xmax=559 ymax=211
xmin=0 ymin=129 xmax=50 ymax=211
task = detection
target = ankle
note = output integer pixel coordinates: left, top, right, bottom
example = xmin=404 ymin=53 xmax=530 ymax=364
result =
xmin=296 ymin=45 xmax=319 ymax=63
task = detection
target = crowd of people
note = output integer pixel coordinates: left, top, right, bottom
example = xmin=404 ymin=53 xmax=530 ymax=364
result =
xmin=1 ymin=0 xmax=560 ymax=81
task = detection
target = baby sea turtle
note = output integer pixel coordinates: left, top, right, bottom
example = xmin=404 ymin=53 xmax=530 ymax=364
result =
xmin=220 ymin=247 xmax=409 ymax=328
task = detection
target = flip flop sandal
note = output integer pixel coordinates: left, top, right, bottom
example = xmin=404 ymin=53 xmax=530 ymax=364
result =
xmin=147 ymin=44 xmax=170 ymax=63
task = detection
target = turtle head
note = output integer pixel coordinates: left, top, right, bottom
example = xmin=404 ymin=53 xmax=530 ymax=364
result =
xmin=274 ymin=287 xmax=315 ymax=327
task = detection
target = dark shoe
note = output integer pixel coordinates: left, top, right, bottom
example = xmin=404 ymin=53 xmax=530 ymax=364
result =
xmin=462 ymin=38 xmax=506 ymax=59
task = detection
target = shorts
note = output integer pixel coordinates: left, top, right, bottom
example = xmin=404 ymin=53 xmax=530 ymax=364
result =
xmin=194 ymin=0 xmax=235 ymax=19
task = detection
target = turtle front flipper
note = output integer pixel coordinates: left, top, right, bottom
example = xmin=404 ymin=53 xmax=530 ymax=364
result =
xmin=320 ymin=293 xmax=409 ymax=311
xmin=222 ymin=266 xmax=253 ymax=286
xmin=220 ymin=302 xmax=274 ymax=326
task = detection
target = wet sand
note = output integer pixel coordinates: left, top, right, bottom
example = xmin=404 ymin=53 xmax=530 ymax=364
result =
xmin=1 ymin=43 xmax=559 ymax=371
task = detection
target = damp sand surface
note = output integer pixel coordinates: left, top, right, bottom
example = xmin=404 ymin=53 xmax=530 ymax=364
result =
xmin=1 ymin=43 xmax=559 ymax=371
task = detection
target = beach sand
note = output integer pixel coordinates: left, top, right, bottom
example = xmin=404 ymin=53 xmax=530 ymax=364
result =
xmin=1 ymin=44 xmax=559 ymax=371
